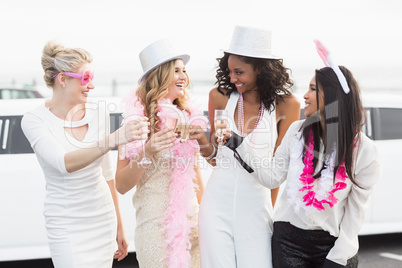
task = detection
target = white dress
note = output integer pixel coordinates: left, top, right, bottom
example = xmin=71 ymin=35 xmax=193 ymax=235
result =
xmin=198 ymin=92 xmax=277 ymax=268
xmin=21 ymin=101 xmax=117 ymax=268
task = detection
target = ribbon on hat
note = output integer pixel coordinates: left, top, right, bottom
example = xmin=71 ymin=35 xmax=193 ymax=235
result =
xmin=314 ymin=40 xmax=350 ymax=94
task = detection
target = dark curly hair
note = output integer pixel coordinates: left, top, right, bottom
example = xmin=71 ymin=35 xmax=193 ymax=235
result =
xmin=215 ymin=52 xmax=293 ymax=112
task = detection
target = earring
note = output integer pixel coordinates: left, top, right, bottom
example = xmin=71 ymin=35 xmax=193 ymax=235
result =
xmin=62 ymin=84 xmax=66 ymax=88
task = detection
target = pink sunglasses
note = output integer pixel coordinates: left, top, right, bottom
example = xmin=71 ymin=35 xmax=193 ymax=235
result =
xmin=53 ymin=69 xmax=94 ymax=85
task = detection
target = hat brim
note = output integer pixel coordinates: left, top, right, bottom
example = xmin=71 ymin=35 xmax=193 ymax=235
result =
xmin=222 ymin=49 xmax=280 ymax=60
xmin=138 ymin=54 xmax=190 ymax=84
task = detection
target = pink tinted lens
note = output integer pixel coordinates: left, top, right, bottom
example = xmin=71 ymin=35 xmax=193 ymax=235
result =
xmin=82 ymin=70 xmax=94 ymax=85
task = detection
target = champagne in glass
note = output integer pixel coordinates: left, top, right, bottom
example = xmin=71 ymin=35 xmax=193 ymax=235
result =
xmin=176 ymin=123 xmax=191 ymax=143
xmin=214 ymin=110 xmax=228 ymax=158
xmin=215 ymin=118 xmax=228 ymax=142
xmin=175 ymin=123 xmax=191 ymax=163
xmin=165 ymin=117 xmax=178 ymax=130
xmin=137 ymin=118 xmax=152 ymax=167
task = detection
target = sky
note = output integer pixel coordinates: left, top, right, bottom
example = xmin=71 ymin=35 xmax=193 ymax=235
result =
xmin=0 ymin=0 xmax=401 ymax=97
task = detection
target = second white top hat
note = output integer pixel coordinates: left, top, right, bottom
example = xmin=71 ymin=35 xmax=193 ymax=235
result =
xmin=224 ymin=25 xmax=278 ymax=59
xmin=138 ymin=39 xmax=190 ymax=83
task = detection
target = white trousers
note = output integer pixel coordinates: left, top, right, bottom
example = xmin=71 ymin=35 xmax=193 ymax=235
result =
xmin=198 ymin=158 xmax=273 ymax=268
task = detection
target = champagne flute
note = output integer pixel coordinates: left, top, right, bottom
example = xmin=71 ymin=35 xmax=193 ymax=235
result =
xmin=214 ymin=109 xmax=228 ymax=158
xmin=176 ymin=123 xmax=191 ymax=162
xmin=176 ymin=123 xmax=191 ymax=143
xmin=161 ymin=116 xmax=178 ymax=158
xmin=137 ymin=121 xmax=152 ymax=168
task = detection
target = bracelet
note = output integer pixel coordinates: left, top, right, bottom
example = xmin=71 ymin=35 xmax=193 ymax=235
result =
xmin=97 ymin=141 xmax=106 ymax=155
xmin=200 ymin=143 xmax=216 ymax=159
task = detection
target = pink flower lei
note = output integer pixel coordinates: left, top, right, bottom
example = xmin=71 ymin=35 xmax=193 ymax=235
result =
xmin=298 ymin=129 xmax=350 ymax=211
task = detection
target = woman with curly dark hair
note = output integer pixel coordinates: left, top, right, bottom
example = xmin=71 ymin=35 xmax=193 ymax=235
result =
xmin=197 ymin=26 xmax=300 ymax=267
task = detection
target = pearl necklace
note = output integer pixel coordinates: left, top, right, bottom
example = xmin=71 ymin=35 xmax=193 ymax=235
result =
xmin=238 ymin=93 xmax=265 ymax=142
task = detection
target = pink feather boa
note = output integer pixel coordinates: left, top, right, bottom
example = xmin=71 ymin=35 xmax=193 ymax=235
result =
xmin=120 ymin=91 xmax=208 ymax=267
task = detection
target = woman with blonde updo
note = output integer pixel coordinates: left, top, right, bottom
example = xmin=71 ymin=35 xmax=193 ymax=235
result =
xmin=116 ymin=39 xmax=207 ymax=267
xmin=21 ymin=40 xmax=149 ymax=267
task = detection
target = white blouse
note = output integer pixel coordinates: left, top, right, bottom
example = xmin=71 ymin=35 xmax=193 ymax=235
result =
xmin=237 ymin=120 xmax=381 ymax=266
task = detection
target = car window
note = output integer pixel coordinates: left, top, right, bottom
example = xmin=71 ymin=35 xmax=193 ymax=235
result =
xmin=300 ymin=108 xmax=378 ymax=140
xmin=0 ymin=113 xmax=124 ymax=155
xmin=8 ymin=89 xmax=24 ymax=99
xmin=361 ymin=108 xmax=374 ymax=139
xmin=110 ymin=113 xmax=123 ymax=133
xmin=0 ymin=88 xmax=43 ymax=99
xmin=376 ymin=108 xmax=402 ymax=140
xmin=24 ymin=90 xmax=38 ymax=98
xmin=0 ymin=116 xmax=33 ymax=154
xmin=110 ymin=113 xmax=122 ymax=151
xmin=1 ymin=89 xmax=12 ymax=99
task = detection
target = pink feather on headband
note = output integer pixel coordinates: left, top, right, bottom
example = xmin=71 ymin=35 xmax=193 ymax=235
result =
xmin=314 ymin=39 xmax=350 ymax=94
xmin=314 ymin=39 xmax=330 ymax=66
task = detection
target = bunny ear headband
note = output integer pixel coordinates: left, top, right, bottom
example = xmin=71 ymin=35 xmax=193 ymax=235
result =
xmin=314 ymin=40 xmax=350 ymax=94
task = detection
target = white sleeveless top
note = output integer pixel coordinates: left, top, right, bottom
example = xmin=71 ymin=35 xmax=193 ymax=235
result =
xmin=222 ymin=91 xmax=277 ymax=162
xmin=205 ymin=91 xmax=278 ymax=231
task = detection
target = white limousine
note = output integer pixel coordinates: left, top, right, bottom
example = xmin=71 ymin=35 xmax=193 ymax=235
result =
xmin=0 ymin=93 xmax=401 ymax=262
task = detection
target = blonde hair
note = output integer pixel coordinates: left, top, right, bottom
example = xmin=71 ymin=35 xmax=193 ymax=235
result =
xmin=136 ymin=59 xmax=191 ymax=137
xmin=41 ymin=40 xmax=93 ymax=88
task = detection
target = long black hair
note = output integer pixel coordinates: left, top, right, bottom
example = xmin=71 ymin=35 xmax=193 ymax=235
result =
xmin=215 ymin=53 xmax=293 ymax=112
xmin=301 ymin=66 xmax=364 ymax=185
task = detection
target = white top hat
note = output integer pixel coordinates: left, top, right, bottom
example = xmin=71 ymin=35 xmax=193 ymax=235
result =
xmin=224 ymin=25 xmax=278 ymax=59
xmin=138 ymin=39 xmax=190 ymax=83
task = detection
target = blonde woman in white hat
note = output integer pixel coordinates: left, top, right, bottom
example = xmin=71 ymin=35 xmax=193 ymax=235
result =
xmin=197 ymin=26 xmax=300 ymax=267
xmin=21 ymin=41 xmax=149 ymax=267
xmin=115 ymin=39 xmax=207 ymax=267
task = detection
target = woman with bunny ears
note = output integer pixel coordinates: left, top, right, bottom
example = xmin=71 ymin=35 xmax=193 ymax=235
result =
xmin=238 ymin=40 xmax=381 ymax=267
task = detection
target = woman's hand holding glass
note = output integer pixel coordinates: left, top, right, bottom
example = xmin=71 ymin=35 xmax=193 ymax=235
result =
xmin=188 ymin=125 xmax=207 ymax=142
xmin=115 ymin=116 xmax=151 ymax=167
xmin=144 ymin=128 xmax=177 ymax=159
xmin=214 ymin=110 xmax=228 ymax=158
xmin=214 ymin=128 xmax=232 ymax=145
xmin=175 ymin=123 xmax=191 ymax=143
xmin=115 ymin=116 xmax=150 ymax=146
